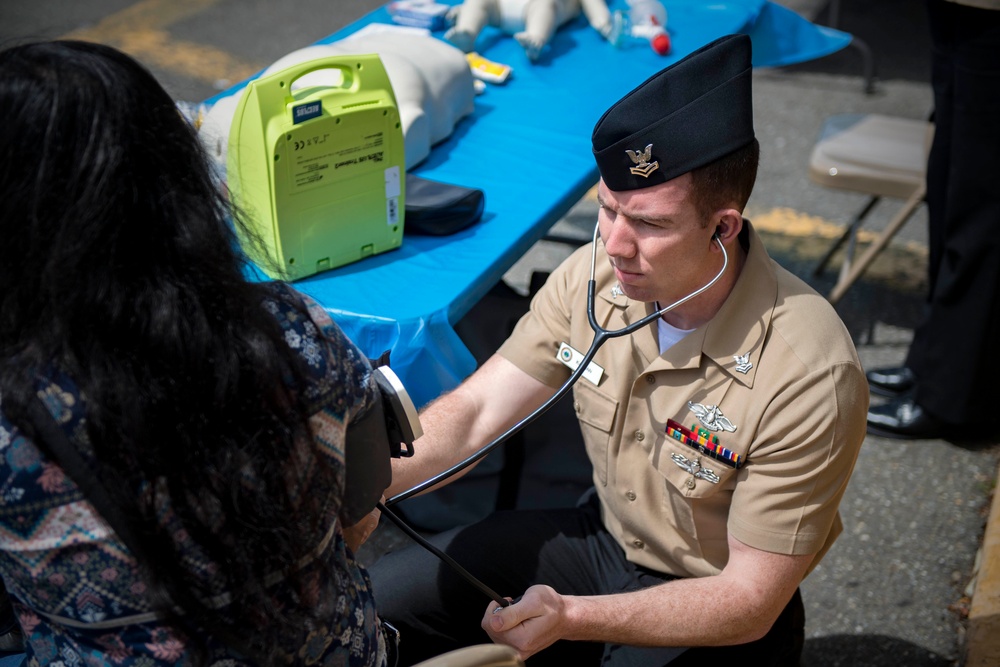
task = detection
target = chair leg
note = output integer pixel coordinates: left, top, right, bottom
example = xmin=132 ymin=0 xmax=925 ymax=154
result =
xmin=813 ymin=195 xmax=880 ymax=277
xmin=838 ymin=220 xmax=860 ymax=285
xmin=827 ymin=184 xmax=926 ymax=304
xmin=851 ymin=37 xmax=878 ymax=95
xmin=825 ymin=0 xmax=878 ymax=94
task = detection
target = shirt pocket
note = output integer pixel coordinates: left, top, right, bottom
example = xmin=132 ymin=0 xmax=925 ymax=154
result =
xmin=649 ymin=436 xmax=740 ymax=549
xmin=572 ymin=381 xmax=618 ymax=486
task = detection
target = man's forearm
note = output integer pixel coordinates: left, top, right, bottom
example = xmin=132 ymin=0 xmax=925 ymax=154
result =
xmin=563 ymin=575 xmax=781 ymax=647
xmin=386 ymin=384 xmax=487 ymax=498
xmin=387 ymin=354 xmax=556 ymax=499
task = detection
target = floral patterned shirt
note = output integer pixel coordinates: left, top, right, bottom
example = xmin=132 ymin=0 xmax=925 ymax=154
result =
xmin=0 ymin=284 xmax=387 ymax=666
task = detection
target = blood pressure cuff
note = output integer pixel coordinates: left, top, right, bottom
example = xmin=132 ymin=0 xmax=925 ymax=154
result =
xmin=404 ymin=173 xmax=485 ymax=236
xmin=342 ymin=388 xmax=392 ymax=526
xmin=341 ymin=357 xmax=421 ymax=526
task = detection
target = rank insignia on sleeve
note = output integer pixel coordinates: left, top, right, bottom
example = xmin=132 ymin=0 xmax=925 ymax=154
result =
xmin=666 ymin=419 xmax=743 ymax=469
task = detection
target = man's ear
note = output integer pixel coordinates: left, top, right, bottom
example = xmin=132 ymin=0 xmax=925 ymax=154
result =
xmin=712 ymin=209 xmax=743 ymax=244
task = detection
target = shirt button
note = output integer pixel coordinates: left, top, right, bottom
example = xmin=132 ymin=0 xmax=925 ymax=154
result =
xmin=626 ymin=490 xmax=636 ymax=501
xmin=635 ymin=430 xmax=645 ymax=441
xmin=574 ymin=401 xmax=581 ymax=413
xmin=645 ymin=375 xmax=655 ymax=384
xmin=632 ymin=539 xmax=645 ymax=549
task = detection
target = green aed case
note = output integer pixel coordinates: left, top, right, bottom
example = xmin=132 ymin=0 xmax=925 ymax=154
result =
xmin=227 ymin=54 xmax=406 ymax=280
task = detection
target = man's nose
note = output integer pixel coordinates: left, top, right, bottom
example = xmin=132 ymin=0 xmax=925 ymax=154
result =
xmin=602 ymin=218 xmax=636 ymax=258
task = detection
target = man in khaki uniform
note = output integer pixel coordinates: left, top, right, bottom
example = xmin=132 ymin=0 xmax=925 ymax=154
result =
xmin=372 ymin=34 xmax=868 ymax=666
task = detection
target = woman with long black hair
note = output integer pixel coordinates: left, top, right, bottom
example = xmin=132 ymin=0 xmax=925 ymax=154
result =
xmin=0 ymin=40 xmax=388 ymax=666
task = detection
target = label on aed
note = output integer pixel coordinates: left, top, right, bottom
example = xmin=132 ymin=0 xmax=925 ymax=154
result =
xmin=557 ymin=342 xmax=604 ymax=385
xmin=385 ymin=166 xmax=401 ymax=198
xmin=288 ymin=127 xmax=385 ymax=192
xmin=385 ymin=167 xmax=401 ymax=225
xmin=292 ymin=100 xmax=322 ymax=124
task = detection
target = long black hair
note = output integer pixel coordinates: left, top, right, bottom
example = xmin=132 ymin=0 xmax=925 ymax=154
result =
xmin=0 ymin=40 xmax=337 ymax=661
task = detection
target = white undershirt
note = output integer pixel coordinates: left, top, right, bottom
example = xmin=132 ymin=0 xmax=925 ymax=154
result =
xmin=657 ymin=316 xmax=695 ymax=353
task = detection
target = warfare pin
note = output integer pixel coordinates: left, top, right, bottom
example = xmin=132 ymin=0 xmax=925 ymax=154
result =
xmin=671 ymin=453 xmax=720 ymax=484
xmin=688 ymin=402 xmax=737 ymax=433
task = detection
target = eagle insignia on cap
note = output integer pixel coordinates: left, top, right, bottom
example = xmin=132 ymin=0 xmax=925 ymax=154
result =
xmin=626 ymin=144 xmax=659 ymax=178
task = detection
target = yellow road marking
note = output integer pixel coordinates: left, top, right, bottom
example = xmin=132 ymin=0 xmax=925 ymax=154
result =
xmin=113 ymin=28 xmax=263 ymax=84
xmin=751 ymin=207 xmax=846 ymax=239
xmin=753 ymin=207 xmax=927 ymax=256
xmin=65 ymin=0 xmax=222 ymax=33
xmin=63 ymin=0 xmax=264 ymax=86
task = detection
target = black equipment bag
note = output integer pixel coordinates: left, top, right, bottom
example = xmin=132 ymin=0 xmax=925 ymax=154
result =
xmin=403 ymin=174 xmax=485 ymax=236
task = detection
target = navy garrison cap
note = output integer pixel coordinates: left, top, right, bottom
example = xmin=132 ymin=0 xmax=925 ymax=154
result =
xmin=592 ymin=34 xmax=754 ymax=192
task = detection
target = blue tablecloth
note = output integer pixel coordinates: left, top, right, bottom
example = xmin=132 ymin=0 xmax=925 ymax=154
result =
xmin=212 ymin=0 xmax=849 ymax=408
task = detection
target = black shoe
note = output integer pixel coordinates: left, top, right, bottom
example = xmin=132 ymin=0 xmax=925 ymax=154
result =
xmin=866 ymin=397 xmax=951 ymax=440
xmin=865 ymin=366 xmax=916 ymax=397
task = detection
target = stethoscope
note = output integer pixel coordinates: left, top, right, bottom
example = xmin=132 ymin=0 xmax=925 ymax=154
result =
xmin=376 ymin=221 xmax=730 ymax=608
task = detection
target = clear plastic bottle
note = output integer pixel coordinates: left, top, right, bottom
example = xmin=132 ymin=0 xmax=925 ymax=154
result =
xmin=609 ymin=0 xmax=671 ymax=55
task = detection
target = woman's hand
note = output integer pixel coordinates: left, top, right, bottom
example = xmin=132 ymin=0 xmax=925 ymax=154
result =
xmin=342 ymin=499 xmax=382 ymax=552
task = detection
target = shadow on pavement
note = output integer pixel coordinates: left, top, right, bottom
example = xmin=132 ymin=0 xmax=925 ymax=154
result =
xmin=803 ymin=634 xmax=952 ymax=666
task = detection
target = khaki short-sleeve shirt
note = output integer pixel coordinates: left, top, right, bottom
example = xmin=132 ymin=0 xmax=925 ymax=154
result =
xmin=498 ymin=225 xmax=868 ymax=578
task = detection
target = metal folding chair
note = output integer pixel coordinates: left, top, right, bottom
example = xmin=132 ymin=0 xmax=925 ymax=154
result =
xmin=808 ymin=113 xmax=933 ymax=303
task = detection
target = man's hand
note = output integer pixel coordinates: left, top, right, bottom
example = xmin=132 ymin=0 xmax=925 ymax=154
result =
xmin=479 ymin=535 xmax=814 ymax=655
xmin=481 ymin=585 xmax=567 ymax=660
xmin=342 ymin=498 xmax=383 ymax=552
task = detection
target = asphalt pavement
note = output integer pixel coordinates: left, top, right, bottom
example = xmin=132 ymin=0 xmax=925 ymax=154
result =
xmin=2 ymin=1 xmax=998 ymax=665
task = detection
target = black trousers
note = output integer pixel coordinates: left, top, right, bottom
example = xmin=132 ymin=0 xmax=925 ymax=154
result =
xmin=906 ymin=0 xmax=1000 ymax=427
xmin=370 ymin=493 xmax=804 ymax=666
